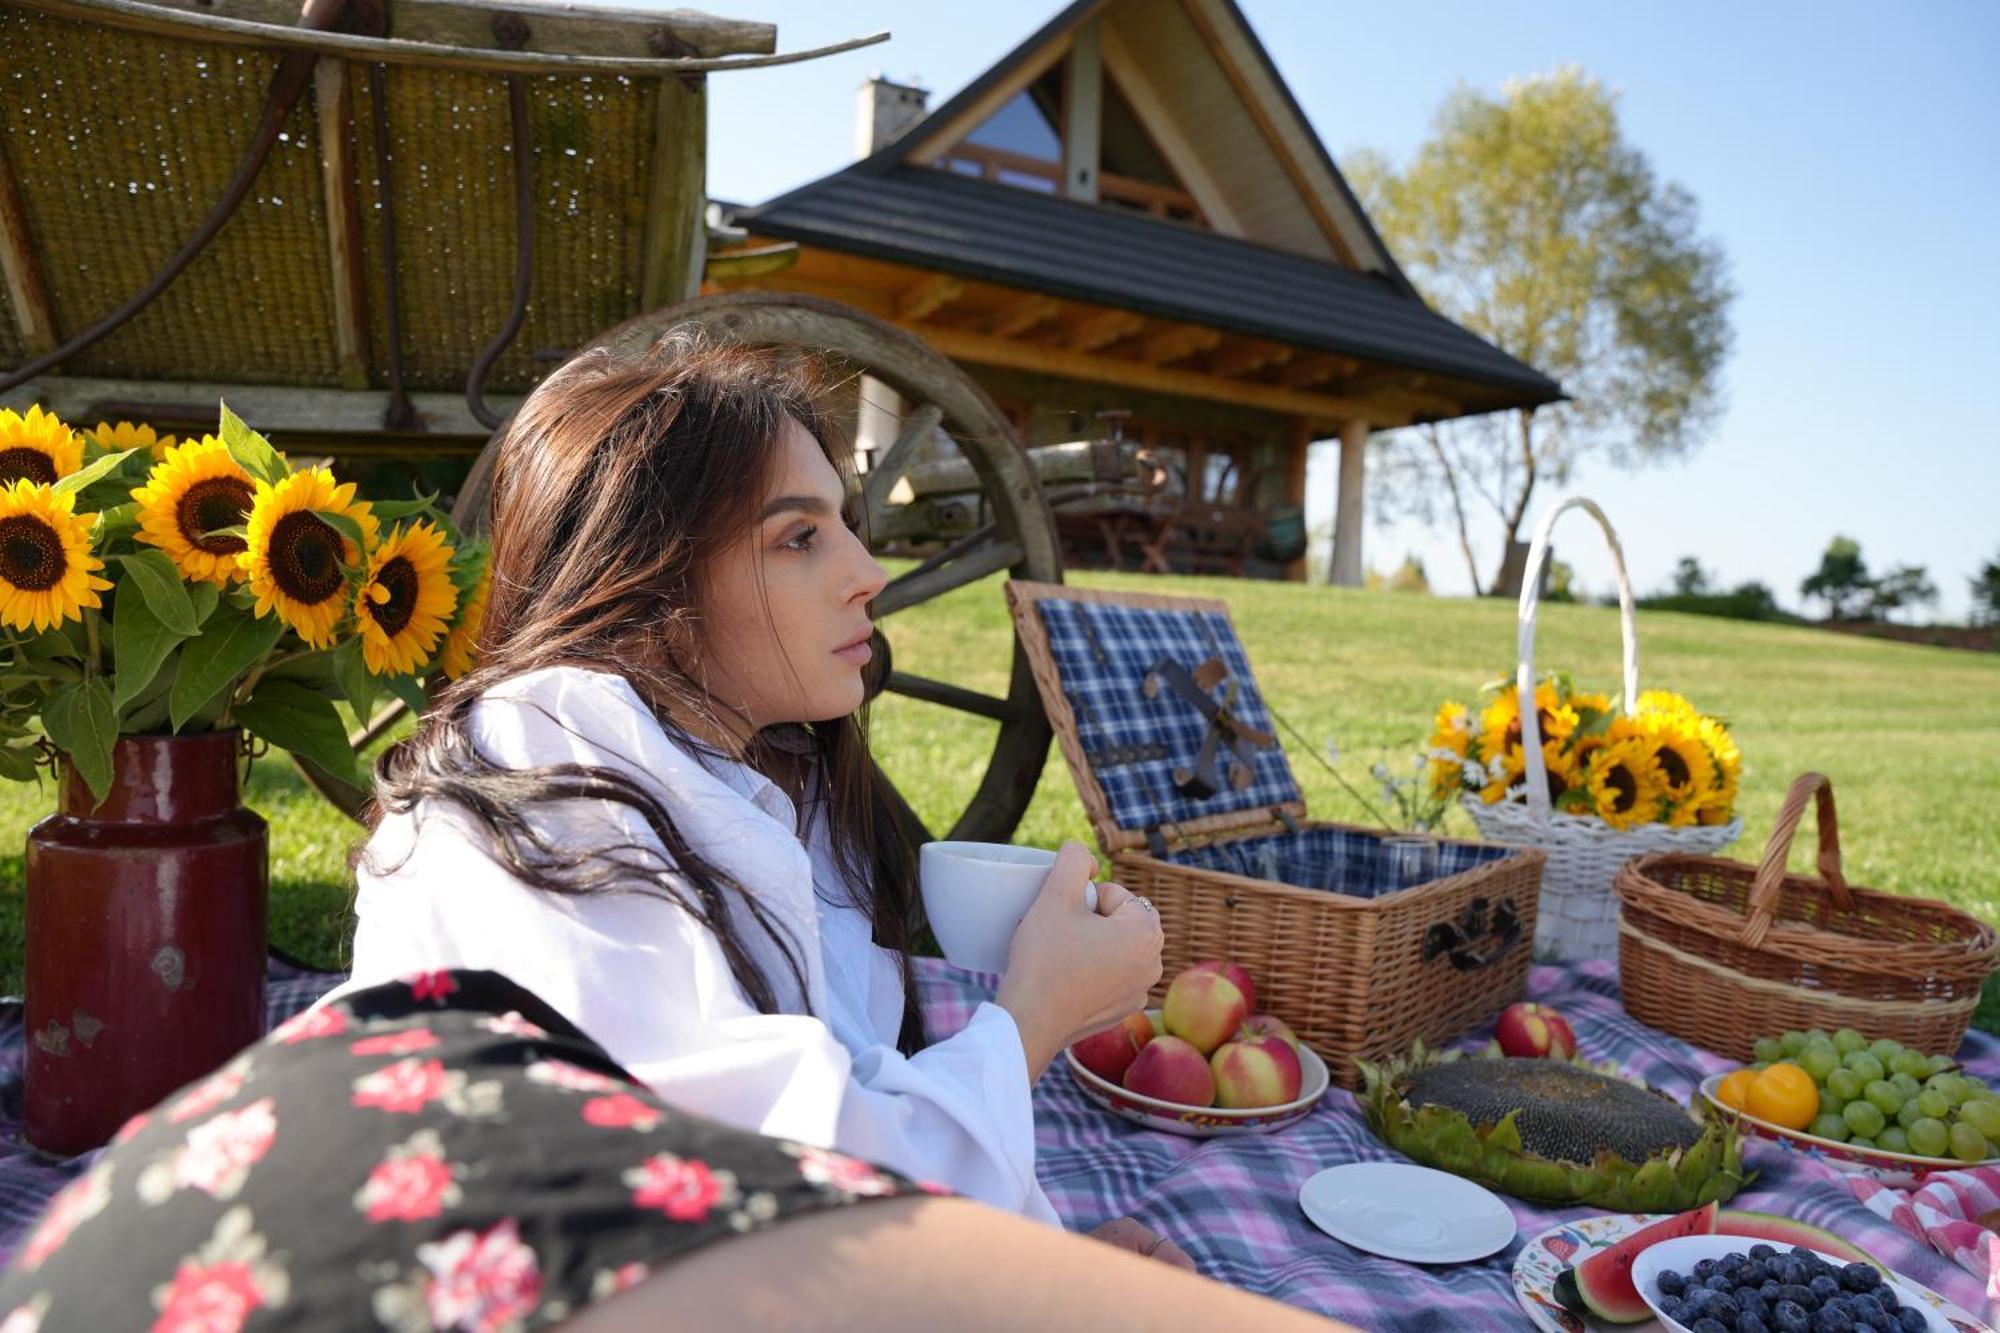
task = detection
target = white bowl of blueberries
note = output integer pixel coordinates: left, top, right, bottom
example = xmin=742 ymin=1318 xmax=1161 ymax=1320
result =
xmin=1630 ymin=1234 xmax=1947 ymax=1333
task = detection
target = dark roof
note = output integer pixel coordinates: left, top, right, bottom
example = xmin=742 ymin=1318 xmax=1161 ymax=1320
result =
xmin=739 ymin=165 xmax=1563 ymax=404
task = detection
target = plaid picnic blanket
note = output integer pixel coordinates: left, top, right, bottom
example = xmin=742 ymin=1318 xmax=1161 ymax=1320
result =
xmin=4 ymin=956 xmax=1996 ymax=1329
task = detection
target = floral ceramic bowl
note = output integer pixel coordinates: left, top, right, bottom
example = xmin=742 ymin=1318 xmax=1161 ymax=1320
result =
xmin=1064 ymin=1014 xmax=1330 ymax=1138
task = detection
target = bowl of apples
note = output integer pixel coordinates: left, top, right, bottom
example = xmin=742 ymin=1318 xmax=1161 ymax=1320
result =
xmin=1064 ymin=962 xmax=1330 ymax=1137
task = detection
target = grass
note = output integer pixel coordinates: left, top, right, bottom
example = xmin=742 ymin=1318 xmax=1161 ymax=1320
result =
xmin=3 ymin=570 xmax=1997 ymax=1028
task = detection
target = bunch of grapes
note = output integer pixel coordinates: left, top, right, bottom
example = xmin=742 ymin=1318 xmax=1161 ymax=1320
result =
xmin=1751 ymin=1028 xmax=2000 ymax=1161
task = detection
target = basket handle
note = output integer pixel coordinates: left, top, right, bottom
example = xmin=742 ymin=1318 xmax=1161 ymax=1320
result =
xmin=1516 ymin=497 xmax=1639 ymax=818
xmin=1738 ymin=772 xmax=1852 ymax=948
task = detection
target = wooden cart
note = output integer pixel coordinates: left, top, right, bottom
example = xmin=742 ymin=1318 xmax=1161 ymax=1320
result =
xmin=0 ymin=0 xmax=1071 ymax=841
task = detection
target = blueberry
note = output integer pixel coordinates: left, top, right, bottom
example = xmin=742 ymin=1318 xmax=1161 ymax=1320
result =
xmin=1811 ymin=1274 xmax=1843 ymax=1303
xmin=1893 ymin=1308 xmax=1928 ymax=1332
xmin=1839 ymin=1263 xmax=1882 ymax=1292
xmin=1737 ymin=1292 xmax=1769 ymax=1320
xmin=1874 ymin=1285 xmax=1899 ymax=1311
xmin=1693 ymin=1320 xmax=1730 ymax=1333
xmin=1778 ymin=1283 xmax=1821 ymax=1311
xmin=1813 ymin=1305 xmax=1856 ymax=1333
xmin=1698 ymin=1258 xmax=1722 ymax=1281
xmin=1750 ymin=1244 xmax=1779 ymax=1261
xmin=1847 ymin=1294 xmax=1885 ymax=1327
xmin=1734 ymin=1263 xmax=1766 ymax=1288
xmin=1725 ymin=1252 xmax=1751 ymax=1270
xmin=1777 ymin=1258 xmax=1812 ymax=1287
xmin=1739 ymin=1315 xmax=1772 ymax=1333
xmin=1773 ymin=1302 xmax=1814 ymax=1333
xmin=1660 ymin=1269 xmax=1689 ymax=1297
xmin=1707 ymin=1294 xmax=1741 ymax=1324
xmin=1659 ymin=1297 xmax=1685 ymax=1323
xmin=1711 ymin=1273 xmax=1737 ymax=1292
xmin=1685 ymin=1288 xmax=1716 ymax=1315
xmin=1762 ymin=1281 xmax=1784 ymax=1303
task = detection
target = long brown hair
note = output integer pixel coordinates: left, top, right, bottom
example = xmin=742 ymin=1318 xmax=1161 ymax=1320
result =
xmin=367 ymin=329 xmax=926 ymax=1053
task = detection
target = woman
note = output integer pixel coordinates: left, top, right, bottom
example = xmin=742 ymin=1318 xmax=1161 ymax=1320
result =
xmin=326 ymin=330 xmax=1165 ymax=1234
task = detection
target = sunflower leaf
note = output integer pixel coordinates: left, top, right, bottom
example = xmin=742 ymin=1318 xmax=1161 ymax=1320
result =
xmin=369 ymin=492 xmax=441 ymax=523
xmin=53 ymin=448 xmax=136 ymax=498
xmin=110 ymin=576 xmax=184 ymax=712
xmin=202 ymin=524 xmax=248 ymax=543
xmin=332 ymin=636 xmax=377 ymax=724
xmin=114 ymin=550 xmax=200 ymax=637
xmin=0 ymin=742 xmax=41 ymax=783
xmin=217 ymin=402 xmax=289 ymax=487
xmin=312 ymin=509 xmax=368 ymax=558
xmin=384 ymin=672 xmax=429 ymax=717
xmin=186 ymin=580 xmax=221 ymax=629
xmin=233 ymin=678 xmax=364 ymax=792
xmin=169 ymin=603 xmax=284 ymax=732
xmin=447 ymin=541 xmax=490 ymax=594
xmin=42 ymin=677 xmax=117 ymax=805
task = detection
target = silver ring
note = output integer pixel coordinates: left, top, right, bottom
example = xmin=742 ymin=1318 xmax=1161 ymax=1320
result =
xmin=1137 ymin=896 xmax=1155 ymax=912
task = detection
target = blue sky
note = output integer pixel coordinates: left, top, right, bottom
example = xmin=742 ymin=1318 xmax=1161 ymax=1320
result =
xmin=689 ymin=2 xmax=2000 ymax=617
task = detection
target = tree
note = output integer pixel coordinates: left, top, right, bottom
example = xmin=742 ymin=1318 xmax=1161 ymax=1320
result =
xmin=1800 ymin=535 xmax=1870 ymax=620
xmin=1350 ymin=69 xmax=1734 ymax=595
xmin=1971 ymin=552 xmax=2000 ymax=628
xmin=1867 ymin=564 xmax=1938 ymax=623
xmin=1387 ymin=554 xmax=1431 ymax=594
xmin=1544 ymin=558 xmax=1579 ymax=603
xmin=1669 ymin=556 xmax=1711 ymax=596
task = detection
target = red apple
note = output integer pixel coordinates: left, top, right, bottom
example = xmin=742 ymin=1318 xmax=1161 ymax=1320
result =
xmin=1162 ymin=965 xmax=1251 ymax=1054
xmin=1123 ymin=1035 xmax=1216 ymax=1107
xmin=1237 ymin=1013 xmax=1299 ymax=1053
xmin=1187 ymin=960 xmax=1257 ymax=1015
xmin=1211 ymin=1034 xmax=1304 ymax=1109
xmin=1070 ymin=1012 xmax=1155 ymax=1084
xmin=1494 ymin=1002 xmax=1577 ymax=1059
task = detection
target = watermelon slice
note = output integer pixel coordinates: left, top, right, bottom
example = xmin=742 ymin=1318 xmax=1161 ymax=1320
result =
xmin=1714 ymin=1209 xmax=1880 ymax=1269
xmin=1556 ymin=1202 xmax=1720 ymax=1324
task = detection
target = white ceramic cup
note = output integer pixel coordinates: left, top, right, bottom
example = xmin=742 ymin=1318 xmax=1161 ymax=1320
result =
xmin=919 ymin=841 xmax=1097 ymax=975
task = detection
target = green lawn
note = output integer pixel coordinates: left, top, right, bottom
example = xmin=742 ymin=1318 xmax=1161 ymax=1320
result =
xmin=4 ymin=571 xmax=1997 ymax=1028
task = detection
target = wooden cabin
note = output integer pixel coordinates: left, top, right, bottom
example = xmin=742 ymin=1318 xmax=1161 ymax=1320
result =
xmin=706 ymin=0 xmax=1561 ymax=583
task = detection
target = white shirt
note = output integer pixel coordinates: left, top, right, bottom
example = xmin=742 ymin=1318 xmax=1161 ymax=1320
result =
xmin=325 ymin=665 xmax=1057 ymax=1223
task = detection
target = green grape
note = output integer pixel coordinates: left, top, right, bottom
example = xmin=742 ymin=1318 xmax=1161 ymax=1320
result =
xmin=1926 ymin=1072 xmax=1963 ymax=1097
xmin=1810 ymin=1112 xmax=1851 ymax=1142
xmin=1908 ymin=1117 xmax=1951 ymax=1158
xmin=1780 ymin=1030 xmax=1809 ymax=1056
xmin=1868 ymin=1037 xmax=1904 ymax=1065
xmin=1928 ymin=1054 xmax=1955 ymax=1075
xmin=1864 ymin=1080 xmax=1906 ymax=1117
xmin=1799 ymin=1045 xmax=1840 ymax=1083
xmin=1949 ymin=1121 xmax=1992 ymax=1163
xmin=1844 ymin=1052 xmax=1886 ymax=1083
xmin=1890 ymin=1050 xmax=1931 ymax=1079
xmin=1890 ymin=1071 xmax=1923 ymax=1099
xmin=1843 ymin=1099 xmax=1887 ymax=1138
xmin=1806 ymin=1028 xmax=1831 ymax=1049
xmin=1832 ymin=1027 xmax=1867 ymax=1055
xmin=1956 ymin=1098 xmax=2000 ymax=1141
xmin=1878 ymin=1125 xmax=1911 ymax=1154
xmin=1949 ymin=1079 xmax=1982 ymax=1108
xmin=1848 ymin=1135 xmax=1878 ymax=1151
xmin=1826 ymin=1067 xmax=1865 ymax=1101
xmin=1820 ymin=1091 xmax=1849 ymax=1117
xmin=1896 ymin=1098 xmax=1925 ymax=1129
xmin=1916 ymin=1090 xmax=1952 ymax=1120
xmin=1962 ymin=1076 xmax=1989 ymax=1096
xmin=1750 ymin=1061 xmax=1770 ymax=1073
xmin=1753 ymin=1036 xmax=1785 ymax=1064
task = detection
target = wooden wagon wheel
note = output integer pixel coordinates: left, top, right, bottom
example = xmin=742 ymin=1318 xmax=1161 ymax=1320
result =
xmin=300 ymin=292 xmax=1061 ymax=845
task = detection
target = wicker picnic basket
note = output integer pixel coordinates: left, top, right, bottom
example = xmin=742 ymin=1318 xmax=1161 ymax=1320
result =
xmin=1006 ymin=580 xmax=1546 ymax=1090
xmin=1616 ymin=772 xmax=2000 ymax=1061
xmin=1464 ymin=497 xmax=1743 ymax=961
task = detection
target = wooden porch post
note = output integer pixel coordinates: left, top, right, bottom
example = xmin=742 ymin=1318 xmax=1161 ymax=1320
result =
xmin=1284 ymin=416 xmax=1311 ymax=582
xmin=1330 ymin=417 xmax=1369 ymax=587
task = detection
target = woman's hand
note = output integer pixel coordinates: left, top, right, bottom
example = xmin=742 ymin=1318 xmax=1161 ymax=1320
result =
xmin=995 ymin=842 xmax=1163 ymax=1083
xmin=1086 ymin=1217 xmax=1198 ymax=1271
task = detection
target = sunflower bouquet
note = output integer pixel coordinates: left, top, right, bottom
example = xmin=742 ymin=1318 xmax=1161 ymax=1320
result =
xmin=1424 ymin=675 xmax=1741 ymax=831
xmin=0 ymin=402 xmax=489 ymax=802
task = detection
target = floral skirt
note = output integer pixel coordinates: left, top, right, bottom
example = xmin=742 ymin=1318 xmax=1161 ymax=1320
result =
xmin=0 ymin=970 xmax=929 ymax=1332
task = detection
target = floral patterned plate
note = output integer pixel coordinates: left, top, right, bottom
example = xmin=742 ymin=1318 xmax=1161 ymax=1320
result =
xmin=1699 ymin=1073 xmax=1983 ymax=1186
xmin=1512 ymin=1213 xmax=1995 ymax=1333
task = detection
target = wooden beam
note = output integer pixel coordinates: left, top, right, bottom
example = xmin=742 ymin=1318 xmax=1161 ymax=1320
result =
xmin=0 ymin=140 xmax=57 ymax=357
xmin=639 ymin=74 xmax=707 ymax=310
xmin=1211 ymin=340 xmax=1290 ymax=378
xmin=312 ymin=60 xmax=369 ymax=390
xmin=896 ymin=274 xmax=964 ymax=322
xmin=131 ymin=0 xmax=776 ymax=57
xmin=1061 ymin=17 xmax=1103 ymax=203
xmin=1282 ymin=353 xmax=1362 ymax=389
xmin=904 ymin=3 xmax=1112 ymax=165
xmin=905 ymin=322 xmax=1413 ymax=427
xmin=1065 ymin=309 xmax=1144 ymax=353
xmin=702 ymin=242 xmax=798 ymax=281
xmin=987 ymin=294 xmax=1061 ymax=338
xmin=1098 ymin=23 xmax=1246 ymax=237
xmin=1283 ymin=416 xmax=1311 ymax=582
xmin=1137 ymin=324 xmax=1221 ymax=366
xmin=2 ymin=376 xmax=520 ymax=439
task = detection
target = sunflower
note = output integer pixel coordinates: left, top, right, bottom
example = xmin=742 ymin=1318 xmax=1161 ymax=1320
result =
xmin=1478 ymin=680 xmax=1576 ymax=761
xmin=1478 ymin=742 xmax=1525 ymax=804
xmin=1584 ymin=738 xmax=1667 ymax=830
xmin=242 ymin=467 xmax=379 ymax=648
xmin=0 ymin=406 xmax=82 ymax=487
xmin=1539 ymin=738 xmax=1583 ymax=806
xmin=437 ymin=561 xmax=491 ymax=681
xmin=1645 ymin=715 xmax=1717 ymax=808
xmin=355 ymin=521 xmax=458 ymax=677
xmin=0 ymin=480 xmax=111 ymax=632
xmin=1695 ymin=715 xmax=1742 ymax=822
xmin=1637 ymin=689 xmax=1699 ymax=721
xmin=131 ymin=436 xmax=256 ymax=585
xmin=88 ymin=420 xmax=177 ymax=463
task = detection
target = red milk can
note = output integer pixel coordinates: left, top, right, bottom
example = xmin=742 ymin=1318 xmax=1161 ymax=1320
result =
xmin=24 ymin=730 xmax=267 ymax=1156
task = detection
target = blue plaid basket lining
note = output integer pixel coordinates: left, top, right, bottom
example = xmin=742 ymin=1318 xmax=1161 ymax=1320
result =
xmin=1166 ymin=825 xmax=1511 ymax=900
xmin=1035 ymin=599 xmax=1302 ymax=833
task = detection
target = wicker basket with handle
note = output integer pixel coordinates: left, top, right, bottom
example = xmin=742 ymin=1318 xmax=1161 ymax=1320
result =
xmin=1463 ymin=495 xmax=1743 ymax=960
xmin=1006 ymin=579 xmax=1546 ymax=1090
xmin=1616 ymin=772 xmax=1999 ymax=1061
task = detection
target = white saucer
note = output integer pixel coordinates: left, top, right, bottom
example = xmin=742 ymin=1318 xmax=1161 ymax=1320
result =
xmin=1299 ymin=1162 xmax=1517 ymax=1264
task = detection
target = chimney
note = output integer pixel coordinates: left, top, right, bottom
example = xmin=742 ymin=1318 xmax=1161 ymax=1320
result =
xmin=854 ymin=75 xmax=929 ymax=158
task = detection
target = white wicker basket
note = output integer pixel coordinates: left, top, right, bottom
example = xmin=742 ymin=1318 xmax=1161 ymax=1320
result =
xmin=1462 ymin=497 xmax=1742 ymax=961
